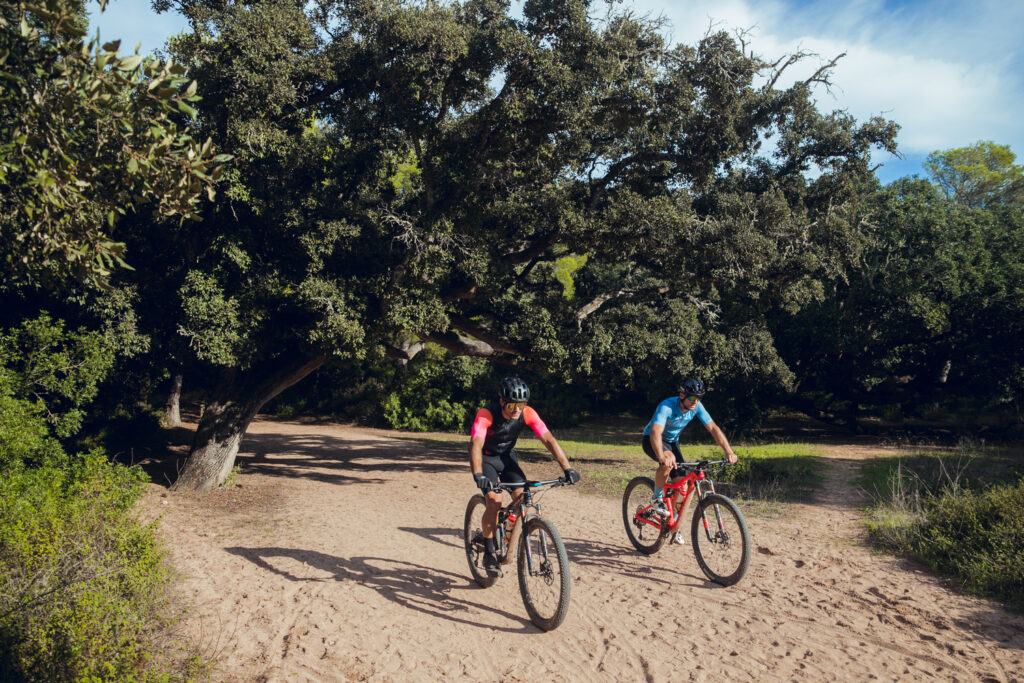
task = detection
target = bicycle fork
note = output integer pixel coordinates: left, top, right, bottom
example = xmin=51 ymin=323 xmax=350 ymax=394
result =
xmin=695 ymin=480 xmax=729 ymax=541
xmin=522 ymin=523 xmax=553 ymax=577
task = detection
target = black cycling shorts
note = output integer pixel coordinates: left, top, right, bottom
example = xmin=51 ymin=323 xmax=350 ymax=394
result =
xmin=641 ymin=434 xmax=683 ymax=464
xmin=481 ymin=451 xmax=526 ymax=488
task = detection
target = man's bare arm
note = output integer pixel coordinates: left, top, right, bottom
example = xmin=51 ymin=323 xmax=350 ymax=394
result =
xmin=539 ymin=431 xmax=570 ymax=470
xmin=469 ymin=436 xmax=485 ymax=473
xmin=705 ymin=421 xmax=737 ymax=464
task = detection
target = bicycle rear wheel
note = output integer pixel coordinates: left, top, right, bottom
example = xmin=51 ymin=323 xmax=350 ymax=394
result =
xmin=517 ymin=517 xmax=570 ymax=631
xmin=690 ymin=493 xmax=751 ymax=586
xmin=622 ymin=476 xmax=668 ymax=555
xmin=463 ymin=494 xmax=497 ymax=588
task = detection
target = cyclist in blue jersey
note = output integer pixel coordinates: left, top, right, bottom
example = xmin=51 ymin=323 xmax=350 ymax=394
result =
xmin=643 ymin=378 xmax=737 ymax=538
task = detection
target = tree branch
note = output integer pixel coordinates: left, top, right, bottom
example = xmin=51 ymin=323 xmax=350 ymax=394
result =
xmin=588 ymin=152 xmax=687 ymax=211
xmin=419 ymin=330 xmax=528 ymax=366
xmin=449 ymin=315 xmax=526 ymax=355
xmin=384 ymin=339 xmax=427 ymax=364
xmin=505 ymin=232 xmax=559 ymax=265
xmin=575 ymin=288 xmax=633 ymax=332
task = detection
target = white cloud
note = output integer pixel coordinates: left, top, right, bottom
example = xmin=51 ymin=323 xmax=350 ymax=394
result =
xmin=631 ymin=0 xmax=1024 ymax=168
xmin=88 ymin=0 xmax=1024 ymax=175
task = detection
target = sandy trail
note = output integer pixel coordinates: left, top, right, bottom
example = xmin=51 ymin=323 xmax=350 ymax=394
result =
xmin=142 ymin=418 xmax=1024 ymax=682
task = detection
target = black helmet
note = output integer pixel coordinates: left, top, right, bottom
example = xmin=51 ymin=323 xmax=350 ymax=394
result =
xmin=678 ymin=378 xmax=705 ymax=397
xmin=498 ymin=377 xmax=530 ymax=403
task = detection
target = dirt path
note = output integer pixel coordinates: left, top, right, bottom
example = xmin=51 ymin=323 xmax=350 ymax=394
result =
xmin=142 ymin=419 xmax=1024 ymax=682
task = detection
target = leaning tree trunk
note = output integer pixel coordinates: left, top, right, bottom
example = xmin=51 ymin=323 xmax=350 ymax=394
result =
xmin=171 ymin=353 xmax=327 ymax=491
xmin=163 ymin=373 xmax=183 ymax=427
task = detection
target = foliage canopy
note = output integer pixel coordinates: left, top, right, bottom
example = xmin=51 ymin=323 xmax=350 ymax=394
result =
xmin=0 ymin=0 xmax=228 ymax=289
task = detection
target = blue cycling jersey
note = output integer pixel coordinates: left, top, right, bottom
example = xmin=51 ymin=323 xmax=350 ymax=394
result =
xmin=643 ymin=397 xmax=712 ymax=443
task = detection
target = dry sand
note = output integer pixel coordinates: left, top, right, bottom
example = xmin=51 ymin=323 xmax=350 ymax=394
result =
xmin=141 ymin=417 xmax=1024 ymax=682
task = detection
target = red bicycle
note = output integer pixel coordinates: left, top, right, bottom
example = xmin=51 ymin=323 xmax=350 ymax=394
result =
xmin=622 ymin=460 xmax=751 ymax=586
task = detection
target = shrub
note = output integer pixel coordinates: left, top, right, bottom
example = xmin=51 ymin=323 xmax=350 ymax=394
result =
xmin=913 ymin=481 xmax=1024 ymax=609
xmin=0 ymin=453 xmax=179 ymax=681
xmin=865 ymin=451 xmax=1024 ymax=611
xmin=0 ymin=392 xmax=65 ymax=470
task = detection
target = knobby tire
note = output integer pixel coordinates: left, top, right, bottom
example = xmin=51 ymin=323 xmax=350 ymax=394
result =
xmin=463 ymin=494 xmax=497 ymax=588
xmin=517 ymin=517 xmax=571 ymax=631
xmin=622 ymin=476 xmax=668 ymax=555
xmin=690 ymin=493 xmax=751 ymax=586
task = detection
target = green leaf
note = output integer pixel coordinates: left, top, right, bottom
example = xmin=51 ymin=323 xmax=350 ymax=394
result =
xmin=117 ymin=55 xmax=144 ymax=72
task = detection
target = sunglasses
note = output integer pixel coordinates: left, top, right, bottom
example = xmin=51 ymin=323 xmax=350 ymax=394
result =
xmin=504 ymin=401 xmax=527 ymax=411
xmin=682 ymin=395 xmax=700 ymax=403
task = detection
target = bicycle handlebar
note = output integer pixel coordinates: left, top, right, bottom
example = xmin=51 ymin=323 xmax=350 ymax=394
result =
xmin=675 ymin=459 xmax=731 ymax=469
xmin=491 ymin=478 xmax=566 ymax=491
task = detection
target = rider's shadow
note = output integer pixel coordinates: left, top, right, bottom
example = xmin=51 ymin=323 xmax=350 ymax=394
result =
xmin=397 ymin=526 xmax=463 ymax=550
xmin=225 ymin=546 xmax=540 ymax=632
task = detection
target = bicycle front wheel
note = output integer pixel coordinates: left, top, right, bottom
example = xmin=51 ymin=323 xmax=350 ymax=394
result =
xmin=622 ymin=476 xmax=668 ymax=555
xmin=517 ymin=517 xmax=570 ymax=631
xmin=463 ymin=494 xmax=497 ymax=588
xmin=690 ymin=493 xmax=751 ymax=586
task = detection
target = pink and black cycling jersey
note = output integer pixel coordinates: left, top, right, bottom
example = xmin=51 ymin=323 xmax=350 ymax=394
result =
xmin=470 ymin=402 xmax=550 ymax=457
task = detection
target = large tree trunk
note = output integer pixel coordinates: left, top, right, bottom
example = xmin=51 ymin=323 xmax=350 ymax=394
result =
xmin=170 ymin=353 xmax=327 ymax=491
xmin=163 ymin=373 xmax=183 ymax=427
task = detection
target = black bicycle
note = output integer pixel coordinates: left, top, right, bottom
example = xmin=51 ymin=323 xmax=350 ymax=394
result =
xmin=463 ymin=478 xmax=571 ymax=631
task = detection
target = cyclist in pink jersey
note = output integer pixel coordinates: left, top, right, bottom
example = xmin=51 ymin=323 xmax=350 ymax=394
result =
xmin=469 ymin=377 xmax=580 ymax=576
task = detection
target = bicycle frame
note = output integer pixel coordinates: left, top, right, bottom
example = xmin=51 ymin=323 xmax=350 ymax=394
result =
xmin=634 ymin=461 xmax=727 ymax=539
xmin=494 ymin=479 xmax=562 ymax=567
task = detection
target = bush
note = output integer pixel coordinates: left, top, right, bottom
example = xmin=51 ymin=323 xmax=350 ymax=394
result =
xmin=865 ymin=451 xmax=1024 ymax=611
xmin=701 ymin=444 xmax=823 ymax=503
xmin=0 ymin=392 xmax=65 ymax=470
xmin=0 ymin=453 xmax=180 ymax=681
xmin=913 ymin=481 xmax=1024 ymax=609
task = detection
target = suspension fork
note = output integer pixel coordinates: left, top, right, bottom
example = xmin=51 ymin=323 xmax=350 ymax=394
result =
xmin=695 ymin=477 xmax=727 ymax=539
xmin=518 ymin=491 xmax=551 ymax=575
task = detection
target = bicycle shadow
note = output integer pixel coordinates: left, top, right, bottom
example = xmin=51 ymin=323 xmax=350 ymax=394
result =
xmin=224 ymin=546 xmax=541 ymax=633
xmin=560 ymin=536 xmax=723 ymax=590
xmin=397 ymin=523 xmax=723 ymax=592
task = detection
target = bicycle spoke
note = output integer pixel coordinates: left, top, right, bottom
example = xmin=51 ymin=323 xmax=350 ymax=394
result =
xmin=691 ymin=493 xmax=751 ymax=586
xmin=622 ymin=476 xmax=668 ymax=555
xmin=518 ymin=518 xmax=570 ymax=631
xmin=463 ymin=494 xmax=498 ymax=588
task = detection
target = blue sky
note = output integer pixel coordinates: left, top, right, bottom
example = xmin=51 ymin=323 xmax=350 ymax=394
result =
xmin=89 ymin=0 xmax=1024 ymax=184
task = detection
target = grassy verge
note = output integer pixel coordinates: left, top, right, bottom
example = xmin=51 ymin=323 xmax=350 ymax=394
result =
xmin=397 ymin=423 xmax=824 ymax=516
xmin=861 ymin=443 xmax=1024 ymax=611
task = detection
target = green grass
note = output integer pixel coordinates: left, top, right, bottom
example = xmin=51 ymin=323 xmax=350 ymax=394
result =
xmin=395 ymin=424 xmax=825 ymax=516
xmin=859 ymin=442 xmax=1023 ymax=497
xmin=862 ymin=442 xmax=1024 ymax=611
